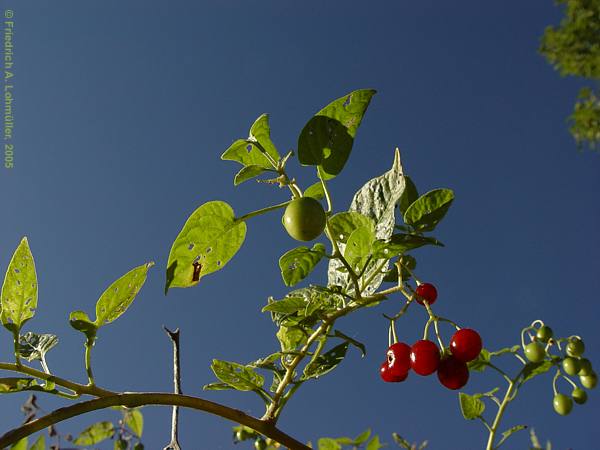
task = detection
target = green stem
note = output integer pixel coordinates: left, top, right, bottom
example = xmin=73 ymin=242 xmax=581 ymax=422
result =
xmin=318 ymin=170 xmax=333 ymax=213
xmin=0 ymin=392 xmax=311 ymax=450
xmin=485 ymin=380 xmax=517 ymax=450
xmin=85 ymin=338 xmax=95 ymax=386
xmin=236 ymin=201 xmax=292 ymax=222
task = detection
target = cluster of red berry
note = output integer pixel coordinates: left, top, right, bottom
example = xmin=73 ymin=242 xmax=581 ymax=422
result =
xmin=379 ymin=283 xmax=483 ymax=390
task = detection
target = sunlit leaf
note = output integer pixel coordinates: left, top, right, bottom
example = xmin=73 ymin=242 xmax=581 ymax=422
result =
xmin=278 ymin=243 xmax=326 ymax=287
xmin=124 ymin=408 xmax=143 ymax=437
xmin=459 ymin=392 xmax=485 ymax=420
xmin=73 ymin=421 xmax=115 ymax=445
xmin=211 ymin=360 xmax=264 ymax=391
xmin=404 ymin=188 xmax=454 ymax=232
xmin=221 ymin=114 xmax=280 ymax=169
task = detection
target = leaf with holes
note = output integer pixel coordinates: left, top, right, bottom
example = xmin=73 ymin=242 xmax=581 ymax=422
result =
xmin=73 ymin=421 xmax=115 ymax=446
xmin=165 ymin=201 xmax=247 ymax=293
xmin=298 ymin=89 xmax=376 ymax=179
xmin=327 ymin=211 xmax=374 ymax=244
xmin=459 ymin=392 xmax=486 ymax=420
xmin=302 ymin=343 xmax=348 ymax=380
xmin=124 ymin=409 xmax=143 ymax=438
xmin=95 ymin=262 xmax=154 ymax=327
xmin=328 ymin=149 xmax=406 ymax=295
xmin=221 ymin=114 xmax=280 ymax=170
xmin=278 ymin=243 xmax=326 ymax=287
xmin=210 ymin=360 xmax=265 ymax=391
xmin=403 ymin=188 xmax=454 ymax=232
xmin=1 ymin=237 xmax=38 ymax=333
xmin=17 ymin=332 xmax=58 ymax=362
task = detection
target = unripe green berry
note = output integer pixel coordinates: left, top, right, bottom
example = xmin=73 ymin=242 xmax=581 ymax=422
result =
xmin=524 ymin=342 xmax=546 ymax=363
xmin=536 ymin=325 xmax=553 ymax=343
xmin=562 ymin=357 xmax=581 ymax=376
xmin=580 ymin=371 xmax=598 ymax=390
xmin=578 ymin=358 xmax=593 ymax=376
xmin=572 ymin=388 xmax=588 ymax=405
xmin=553 ymin=393 xmax=573 ymax=415
xmin=566 ymin=338 xmax=585 ymax=357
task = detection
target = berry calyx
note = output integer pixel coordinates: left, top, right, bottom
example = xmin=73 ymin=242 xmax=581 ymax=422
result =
xmin=380 ymin=361 xmax=408 ymax=383
xmin=387 ymin=342 xmax=411 ymax=377
xmin=437 ymin=355 xmax=469 ymax=390
xmin=553 ymin=393 xmax=573 ymax=416
xmin=415 ymin=283 xmax=438 ymax=306
xmin=410 ymin=340 xmax=441 ymax=376
xmin=450 ymin=328 xmax=482 ymax=362
xmin=566 ymin=337 xmax=585 ymax=357
xmin=562 ymin=357 xmax=581 ymax=376
xmin=580 ymin=371 xmax=598 ymax=390
xmin=281 ymin=197 xmax=327 ymax=242
xmin=572 ymin=388 xmax=588 ymax=405
xmin=536 ymin=325 xmax=553 ymax=343
xmin=524 ymin=342 xmax=546 ymax=363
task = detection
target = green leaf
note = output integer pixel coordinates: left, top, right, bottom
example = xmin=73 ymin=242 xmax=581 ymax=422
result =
xmin=298 ymin=89 xmax=376 ymax=179
xmin=1 ymin=237 xmax=38 ymax=333
xmin=489 ymin=345 xmax=521 ymax=358
xmin=210 ymin=359 xmax=264 ymax=391
xmin=73 ymin=421 xmax=115 ymax=445
xmin=10 ymin=437 xmax=27 ymax=450
xmin=522 ymin=360 xmax=554 ymax=383
xmin=133 ymin=443 xmax=145 ymax=450
xmin=69 ymin=310 xmax=97 ymax=339
xmin=302 ymin=343 xmax=348 ymax=380
xmin=343 ymin=226 xmax=376 ymax=274
xmin=95 ymin=262 xmax=154 ymax=327
xmin=497 ymin=425 xmax=527 ymax=448
xmin=398 ymin=175 xmax=418 ymax=215
xmin=221 ymin=114 xmax=280 ymax=169
xmin=263 ymin=297 xmax=307 ymax=314
xmin=459 ymin=392 xmax=486 ymax=420
xmin=354 ymin=429 xmax=372 ymax=445
xmin=234 ymin=165 xmax=267 ymax=186
xmin=124 ymin=408 xmax=143 ymax=437
xmin=304 ymin=181 xmax=325 ymax=200
xmin=392 ymin=433 xmax=412 ymax=449
xmin=468 ymin=349 xmax=491 ymax=372
xmin=333 ymin=329 xmax=366 ymax=357
xmin=366 ymin=435 xmax=384 ymax=450
xmin=202 ymin=381 xmax=235 ymax=391
xmin=403 ymin=188 xmax=454 ymax=232
xmin=278 ymin=243 xmax=326 ymax=287
xmin=318 ymin=438 xmax=342 ymax=450
xmin=328 ymin=149 xmax=406 ymax=295
xmin=165 ymin=201 xmax=246 ymax=293
xmin=276 ymin=326 xmax=307 ymax=352
xmin=29 ymin=435 xmax=45 ymax=450
xmin=327 ymin=211 xmax=375 ymax=244
xmin=17 ymin=332 xmax=58 ymax=362
xmin=114 ymin=439 xmax=128 ymax=450
xmin=372 ymin=234 xmax=443 ymax=258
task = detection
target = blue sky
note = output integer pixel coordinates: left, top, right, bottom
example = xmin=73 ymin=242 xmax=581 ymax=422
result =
xmin=1 ymin=1 xmax=599 ymax=449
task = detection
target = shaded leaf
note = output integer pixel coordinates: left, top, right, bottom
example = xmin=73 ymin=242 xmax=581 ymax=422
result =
xmin=211 ymin=360 xmax=264 ymax=391
xmin=497 ymin=425 xmax=527 ymax=448
xmin=1 ymin=237 xmax=38 ymax=332
xmin=165 ymin=201 xmax=246 ymax=293
xmin=354 ymin=429 xmax=372 ymax=445
xmin=304 ymin=181 xmax=325 ymax=200
xmin=372 ymin=234 xmax=443 ymax=258
xmin=302 ymin=343 xmax=348 ymax=380
xmin=124 ymin=408 xmax=143 ymax=437
xmin=95 ymin=262 xmax=154 ymax=327
xmin=522 ymin=360 xmax=554 ymax=383
xmin=404 ymin=189 xmax=454 ymax=232
xmin=69 ymin=310 xmax=97 ymax=339
xmin=73 ymin=421 xmax=115 ymax=445
xmin=278 ymin=243 xmax=326 ymax=287
xmin=468 ymin=349 xmax=491 ymax=373
xmin=327 ymin=212 xmax=374 ymax=244
xmin=298 ymin=89 xmax=376 ymax=179
xmin=263 ymin=297 xmax=307 ymax=314
xmin=234 ymin=165 xmax=267 ymax=186
xmin=398 ymin=175 xmax=418 ymax=215
xmin=0 ymin=377 xmax=39 ymax=393
xmin=333 ymin=329 xmax=366 ymax=357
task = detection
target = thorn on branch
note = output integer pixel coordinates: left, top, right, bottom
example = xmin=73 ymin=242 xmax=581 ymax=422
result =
xmin=163 ymin=326 xmax=182 ymax=450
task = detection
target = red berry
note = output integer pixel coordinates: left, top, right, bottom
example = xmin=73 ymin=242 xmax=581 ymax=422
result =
xmin=450 ymin=328 xmax=482 ymax=363
xmin=380 ymin=361 xmax=408 ymax=382
xmin=387 ymin=342 xmax=411 ymax=377
xmin=410 ymin=340 xmax=441 ymax=376
xmin=415 ymin=283 xmax=438 ymax=305
xmin=437 ymin=356 xmax=469 ymax=390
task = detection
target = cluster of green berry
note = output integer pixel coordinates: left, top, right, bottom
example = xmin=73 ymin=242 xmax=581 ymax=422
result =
xmin=380 ymin=283 xmax=483 ymax=390
xmin=525 ymin=323 xmax=596 ymax=416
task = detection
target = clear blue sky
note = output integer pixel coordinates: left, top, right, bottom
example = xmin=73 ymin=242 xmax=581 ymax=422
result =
xmin=1 ymin=1 xmax=599 ymax=449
